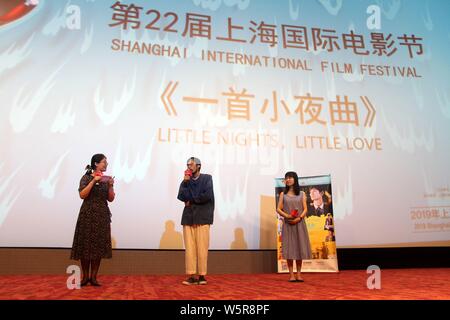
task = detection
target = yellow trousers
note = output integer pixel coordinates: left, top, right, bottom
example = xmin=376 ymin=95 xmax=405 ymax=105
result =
xmin=183 ymin=225 xmax=210 ymax=276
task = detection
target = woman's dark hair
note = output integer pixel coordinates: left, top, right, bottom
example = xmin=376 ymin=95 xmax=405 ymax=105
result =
xmin=85 ymin=153 xmax=106 ymax=175
xmin=284 ymin=171 xmax=300 ymax=195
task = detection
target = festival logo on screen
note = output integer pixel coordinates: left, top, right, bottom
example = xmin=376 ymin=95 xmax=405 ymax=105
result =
xmin=0 ymin=0 xmax=38 ymax=27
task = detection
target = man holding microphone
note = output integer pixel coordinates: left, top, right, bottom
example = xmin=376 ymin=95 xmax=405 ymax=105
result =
xmin=177 ymin=157 xmax=215 ymax=285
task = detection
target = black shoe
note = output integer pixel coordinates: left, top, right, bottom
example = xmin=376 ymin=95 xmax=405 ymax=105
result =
xmin=182 ymin=277 xmax=198 ymax=285
xmin=80 ymin=278 xmax=90 ymax=287
xmin=198 ymin=276 xmax=207 ymax=285
xmin=90 ymin=278 xmax=101 ymax=286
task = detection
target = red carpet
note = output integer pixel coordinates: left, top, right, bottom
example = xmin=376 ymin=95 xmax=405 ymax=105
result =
xmin=0 ymin=268 xmax=449 ymax=300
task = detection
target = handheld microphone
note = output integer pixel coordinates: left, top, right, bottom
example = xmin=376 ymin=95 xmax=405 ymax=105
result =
xmin=94 ymin=172 xmax=103 ymax=185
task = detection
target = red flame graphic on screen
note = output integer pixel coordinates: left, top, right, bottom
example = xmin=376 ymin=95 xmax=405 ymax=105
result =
xmin=0 ymin=0 xmax=37 ymax=26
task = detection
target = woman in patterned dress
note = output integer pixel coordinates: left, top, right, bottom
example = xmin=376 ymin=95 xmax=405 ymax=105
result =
xmin=71 ymin=154 xmax=115 ymax=286
xmin=276 ymin=171 xmax=312 ymax=282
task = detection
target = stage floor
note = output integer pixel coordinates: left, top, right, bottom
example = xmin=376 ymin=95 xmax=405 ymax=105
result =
xmin=0 ymin=268 xmax=449 ymax=300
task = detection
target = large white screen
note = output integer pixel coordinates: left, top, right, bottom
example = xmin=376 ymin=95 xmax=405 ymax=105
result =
xmin=0 ymin=0 xmax=449 ymax=249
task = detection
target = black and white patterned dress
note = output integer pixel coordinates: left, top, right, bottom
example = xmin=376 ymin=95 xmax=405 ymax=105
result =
xmin=71 ymin=175 xmax=112 ymax=260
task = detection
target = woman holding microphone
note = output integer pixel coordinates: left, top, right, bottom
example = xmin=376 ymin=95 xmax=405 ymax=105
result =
xmin=71 ymin=154 xmax=115 ymax=287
